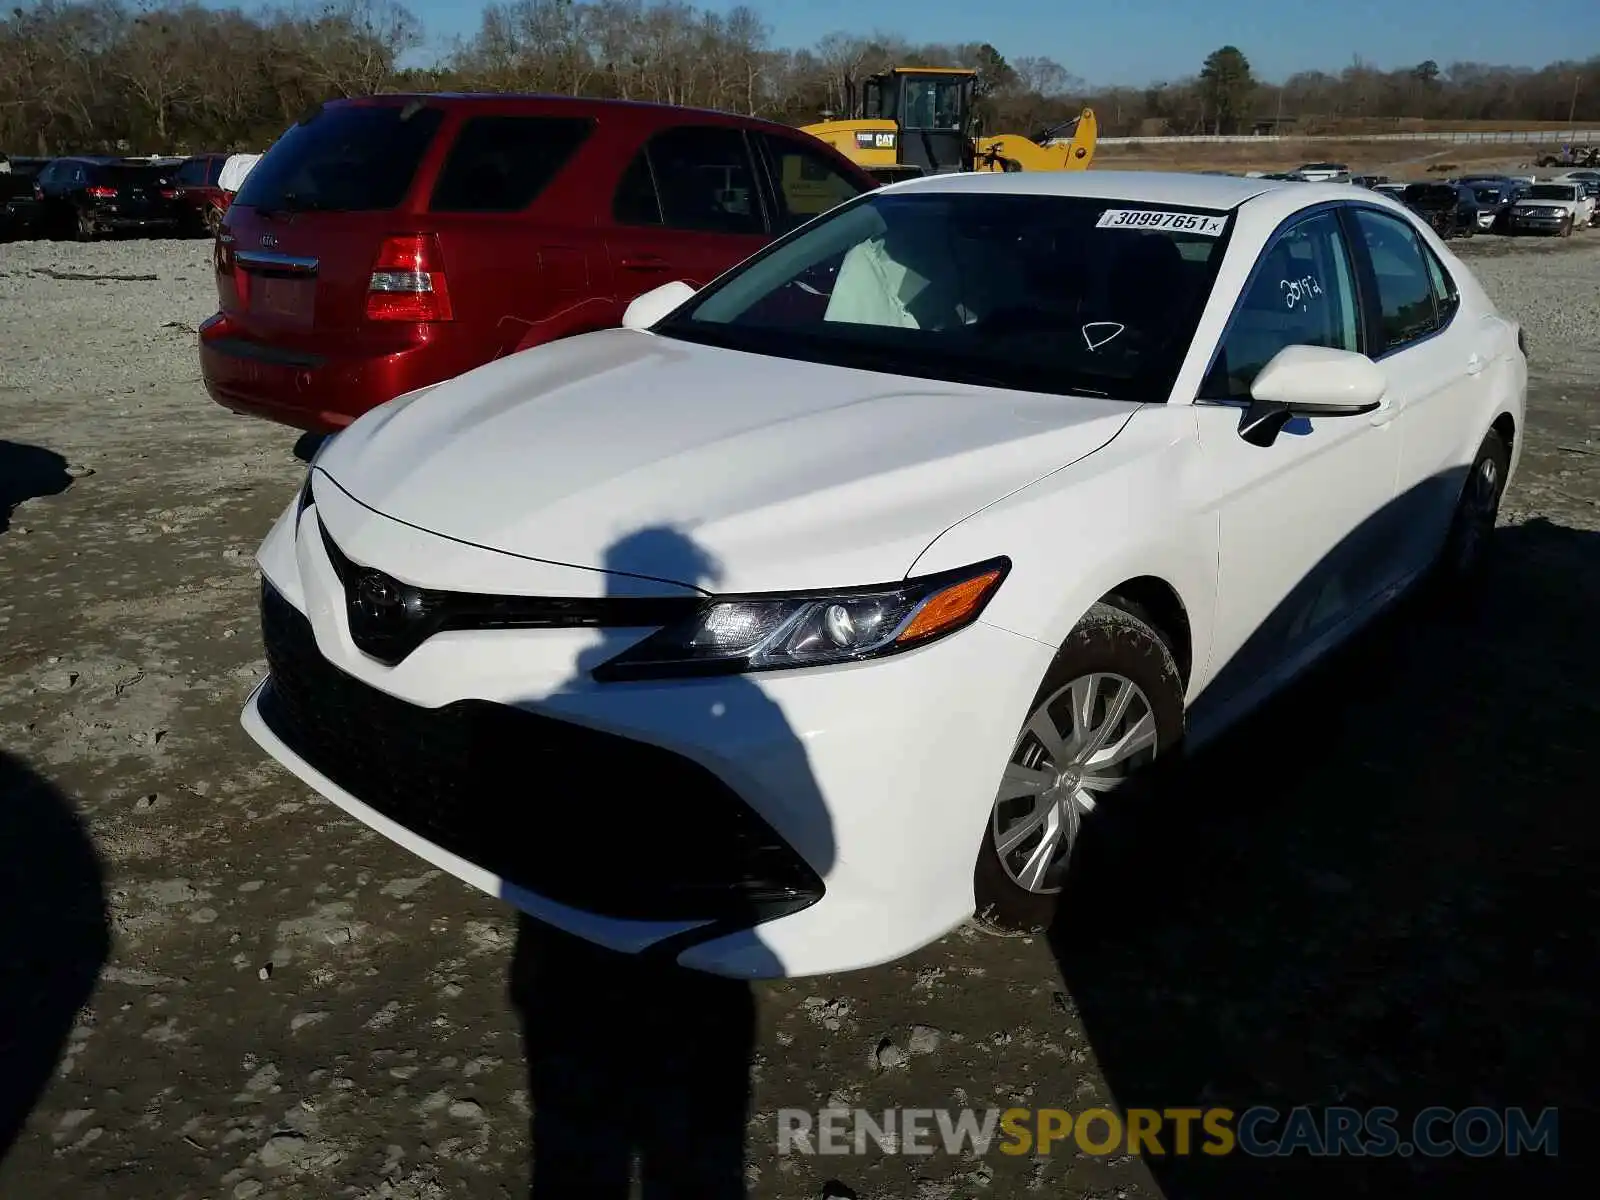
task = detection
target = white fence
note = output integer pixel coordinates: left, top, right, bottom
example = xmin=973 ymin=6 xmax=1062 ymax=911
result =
xmin=1087 ymin=129 xmax=1600 ymax=146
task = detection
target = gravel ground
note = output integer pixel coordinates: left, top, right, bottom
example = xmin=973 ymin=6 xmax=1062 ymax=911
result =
xmin=2 ymin=228 xmax=1597 ymax=1200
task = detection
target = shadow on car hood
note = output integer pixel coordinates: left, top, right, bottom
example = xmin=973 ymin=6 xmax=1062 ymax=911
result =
xmin=315 ymin=328 xmax=1139 ymax=594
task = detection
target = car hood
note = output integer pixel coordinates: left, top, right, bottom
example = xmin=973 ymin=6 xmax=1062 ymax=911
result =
xmin=315 ymin=328 xmax=1137 ymax=595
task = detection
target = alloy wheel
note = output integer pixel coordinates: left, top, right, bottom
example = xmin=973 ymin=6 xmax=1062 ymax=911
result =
xmin=990 ymin=671 xmax=1158 ymax=894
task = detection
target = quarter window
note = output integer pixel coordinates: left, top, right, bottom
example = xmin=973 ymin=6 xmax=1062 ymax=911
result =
xmin=1351 ymin=208 xmax=1438 ymax=353
xmin=1421 ymin=242 xmax=1460 ymax=326
xmin=614 ymin=125 xmax=763 ymax=235
xmin=1203 ymin=209 xmax=1360 ymax=399
xmin=759 ymin=133 xmax=866 ymax=233
xmin=430 ymin=115 xmax=593 ymax=213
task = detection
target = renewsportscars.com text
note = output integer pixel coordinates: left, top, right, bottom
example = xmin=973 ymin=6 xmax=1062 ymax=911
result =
xmin=776 ymin=1105 xmax=1559 ymax=1158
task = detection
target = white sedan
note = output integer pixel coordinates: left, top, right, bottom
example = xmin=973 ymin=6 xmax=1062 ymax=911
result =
xmin=241 ymin=171 xmax=1525 ymax=979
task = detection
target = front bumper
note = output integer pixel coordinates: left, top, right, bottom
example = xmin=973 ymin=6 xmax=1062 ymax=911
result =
xmin=1508 ymin=211 xmax=1569 ymax=233
xmin=239 ymin=485 xmax=1056 ymax=978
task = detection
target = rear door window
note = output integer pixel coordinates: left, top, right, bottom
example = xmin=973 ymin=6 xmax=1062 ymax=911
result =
xmin=430 ymin=115 xmax=594 ymax=213
xmin=1352 ymin=208 xmax=1439 ymax=353
xmin=757 ymin=133 xmax=867 ymax=233
xmin=615 ymin=125 xmax=764 ymax=235
xmin=236 ymin=103 xmax=445 ymax=212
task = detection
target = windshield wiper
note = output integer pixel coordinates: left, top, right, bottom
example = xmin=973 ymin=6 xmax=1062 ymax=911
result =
xmin=257 ymin=191 xmax=343 ymax=218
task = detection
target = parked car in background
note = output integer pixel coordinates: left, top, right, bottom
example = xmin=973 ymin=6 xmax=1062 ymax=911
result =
xmin=1508 ymin=182 xmax=1591 ymax=236
xmin=0 ymin=154 xmax=45 ymax=239
xmin=1352 ymin=174 xmax=1389 ymax=188
xmin=1554 ymin=168 xmax=1600 ymax=185
xmin=1372 ymin=182 xmax=1407 ymax=201
xmin=169 ymin=153 xmax=231 ymax=235
xmin=1577 ymin=179 xmax=1600 ymax=226
xmin=241 ymin=171 xmax=1525 ymax=977
xmin=1455 ymin=176 xmax=1530 ymax=233
xmin=200 ymin=93 xmax=877 ymax=434
xmin=1401 ymin=182 xmax=1478 ymax=238
xmin=32 ymin=157 xmax=182 ymax=240
xmin=1294 ymin=162 xmax=1351 ymax=182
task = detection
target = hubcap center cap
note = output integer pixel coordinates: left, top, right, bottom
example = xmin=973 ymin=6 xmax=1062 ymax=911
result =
xmin=1053 ymin=765 xmax=1084 ymax=792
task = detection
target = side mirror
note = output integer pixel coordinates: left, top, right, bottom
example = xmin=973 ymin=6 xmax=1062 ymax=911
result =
xmin=621 ymin=280 xmax=695 ymax=331
xmin=1239 ymin=344 xmax=1387 ymax=447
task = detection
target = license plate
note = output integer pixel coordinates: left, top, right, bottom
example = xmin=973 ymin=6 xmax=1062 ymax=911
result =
xmin=252 ymin=275 xmax=314 ymax=325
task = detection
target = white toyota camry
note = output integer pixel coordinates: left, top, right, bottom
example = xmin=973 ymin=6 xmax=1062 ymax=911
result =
xmin=242 ymin=170 xmax=1525 ymax=979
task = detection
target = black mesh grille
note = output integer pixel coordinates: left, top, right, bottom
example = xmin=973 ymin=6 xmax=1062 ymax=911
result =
xmin=318 ymin=517 xmax=702 ymax=666
xmin=256 ymin=581 xmax=823 ymax=923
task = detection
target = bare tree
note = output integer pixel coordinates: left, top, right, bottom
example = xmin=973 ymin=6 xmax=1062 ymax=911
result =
xmin=2 ymin=1 xmax=1597 ymax=156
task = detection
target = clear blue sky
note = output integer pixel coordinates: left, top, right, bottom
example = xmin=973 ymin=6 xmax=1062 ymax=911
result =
xmin=389 ymin=0 xmax=1600 ymax=83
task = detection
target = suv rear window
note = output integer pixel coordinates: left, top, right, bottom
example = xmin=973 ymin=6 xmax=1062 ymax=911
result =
xmin=430 ymin=115 xmax=593 ymax=212
xmin=236 ymin=102 xmax=445 ymax=212
xmin=95 ymin=164 xmax=166 ymax=186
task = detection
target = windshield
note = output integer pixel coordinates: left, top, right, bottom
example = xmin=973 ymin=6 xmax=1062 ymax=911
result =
xmin=902 ymin=77 xmax=966 ymax=130
xmin=655 ymin=191 xmax=1233 ymax=402
xmin=1527 ymin=184 xmax=1576 ymax=200
xmin=1471 ymin=186 xmax=1503 ymax=202
xmin=1403 ymin=184 xmax=1454 ymax=202
xmin=236 ymin=102 xmax=444 ymax=212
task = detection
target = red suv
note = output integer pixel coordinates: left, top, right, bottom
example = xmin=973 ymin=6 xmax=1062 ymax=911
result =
xmin=199 ymin=94 xmax=876 ymax=433
xmin=169 ymin=153 xmax=230 ymax=235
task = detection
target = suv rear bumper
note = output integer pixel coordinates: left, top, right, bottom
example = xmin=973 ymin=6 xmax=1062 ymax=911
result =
xmin=199 ymin=313 xmax=465 ymax=433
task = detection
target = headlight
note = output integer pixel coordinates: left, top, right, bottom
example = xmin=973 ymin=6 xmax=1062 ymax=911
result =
xmin=592 ymin=558 xmax=1010 ymax=681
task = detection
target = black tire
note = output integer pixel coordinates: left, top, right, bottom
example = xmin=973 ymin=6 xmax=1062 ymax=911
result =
xmin=1429 ymin=427 xmax=1510 ymax=593
xmin=203 ymin=205 xmax=223 ymax=237
xmin=974 ymin=602 xmax=1186 ymax=932
xmin=73 ymin=208 xmax=96 ymax=242
xmin=1559 ymin=216 xmax=1573 ymax=238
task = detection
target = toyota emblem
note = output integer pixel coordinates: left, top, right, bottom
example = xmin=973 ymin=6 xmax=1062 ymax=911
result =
xmin=355 ymin=572 xmax=407 ymax=624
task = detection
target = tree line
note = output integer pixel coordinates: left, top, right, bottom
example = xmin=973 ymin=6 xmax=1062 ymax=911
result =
xmin=3 ymin=0 xmax=1598 ymax=156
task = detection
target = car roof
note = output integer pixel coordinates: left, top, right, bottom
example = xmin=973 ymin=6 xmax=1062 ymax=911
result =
xmin=330 ymin=91 xmax=800 ymax=132
xmin=875 ymin=169 xmax=1290 ymax=210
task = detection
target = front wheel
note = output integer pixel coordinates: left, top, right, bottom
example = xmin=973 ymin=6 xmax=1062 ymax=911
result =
xmin=974 ymin=603 xmax=1186 ymax=932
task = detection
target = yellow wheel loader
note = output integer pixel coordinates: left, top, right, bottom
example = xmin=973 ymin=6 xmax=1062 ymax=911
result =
xmin=799 ymin=67 xmax=1097 ymax=185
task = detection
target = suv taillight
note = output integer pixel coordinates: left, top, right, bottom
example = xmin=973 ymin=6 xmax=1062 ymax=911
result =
xmin=366 ymin=233 xmax=453 ymax=322
xmin=85 ymin=186 xmax=117 ymax=198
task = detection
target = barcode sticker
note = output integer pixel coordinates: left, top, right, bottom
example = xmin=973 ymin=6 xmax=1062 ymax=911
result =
xmin=1096 ymin=209 xmax=1228 ymax=236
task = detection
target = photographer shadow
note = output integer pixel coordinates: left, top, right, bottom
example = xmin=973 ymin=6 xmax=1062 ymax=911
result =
xmin=509 ymin=525 xmax=835 ymax=1198
xmin=0 ymin=751 xmax=109 ymax=1166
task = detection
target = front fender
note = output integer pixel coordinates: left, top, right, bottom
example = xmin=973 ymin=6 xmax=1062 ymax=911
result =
xmin=908 ymin=405 xmax=1219 ymax=705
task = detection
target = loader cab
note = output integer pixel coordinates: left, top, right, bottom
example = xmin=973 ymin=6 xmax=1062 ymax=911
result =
xmin=862 ymin=68 xmax=977 ymax=177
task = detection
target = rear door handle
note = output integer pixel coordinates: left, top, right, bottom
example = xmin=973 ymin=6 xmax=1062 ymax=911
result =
xmin=619 ymin=255 xmax=668 ymax=272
